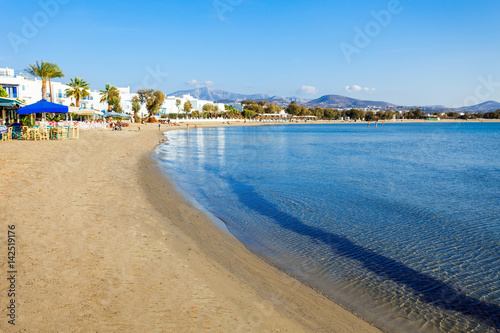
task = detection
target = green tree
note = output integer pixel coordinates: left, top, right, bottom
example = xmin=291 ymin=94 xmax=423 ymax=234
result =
xmin=365 ymin=111 xmax=377 ymax=121
xmin=257 ymin=100 xmax=269 ymax=107
xmin=65 ymin=77 xmax=90 ymax=107
xmin=137 ymin=89 xmax=166 ymax=118
xmin=183 ymin=101 xmax=193 ymax=115
xmin=100 ymin=84 xmax=119 ymax=111
xmin=242 ymin=100 xmax=264 ymax=114
xmin=131 ymin=96 xmax=141 ymax=122
xmin=0 ymin=87 xmax=7 ymax=98
xmin=191 ymin=110 xmax=200 ymax=118
xmin=46 ymin=63 xmax=64 ymax=103
xmin=265 ymin=103 xmax=281 ymax=114
xmin=242 ymin=109 xmax=255 ymax=119
xmin=25 ymin=60 xmax=52 ymax=100
xmin=202 ymin=103 xmax=216 ymax=117
xmin=313 ymin=107 xmax=324 ymax=118
xmin=323 ymin=108 xmax=332 ymax=118
xmin=415 ymin=108 xmax=424 ymax=119
xmin=297 ymin=106 xmax=309 ymax=116
xmin=286 ymin=101 xmax=301 ymax=116
xmin=383 ymin=110 xmax=393 ymax=120
xmin=483 ymin=110 xmax=500 ymax=119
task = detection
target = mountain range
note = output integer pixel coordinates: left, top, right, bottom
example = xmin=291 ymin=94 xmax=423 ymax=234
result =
xmin=167 ymin=87 xmax=500 ymax=112
xmin=458 ymin=101 xmax=500 ymax=112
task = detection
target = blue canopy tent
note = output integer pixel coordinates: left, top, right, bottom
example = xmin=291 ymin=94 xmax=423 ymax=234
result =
xmin=17 ymin=99 xmax=69 ymax=115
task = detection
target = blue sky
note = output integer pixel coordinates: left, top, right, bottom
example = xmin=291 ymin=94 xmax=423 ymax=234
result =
xmin=1 ymin=0 xmax=499 ymax=107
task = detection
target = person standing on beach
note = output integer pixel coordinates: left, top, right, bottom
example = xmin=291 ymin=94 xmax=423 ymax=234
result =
xmin=158 ymin=123 xmax=161 ymax=131
xmin=186 ymin=123 xmax=189 ymax=133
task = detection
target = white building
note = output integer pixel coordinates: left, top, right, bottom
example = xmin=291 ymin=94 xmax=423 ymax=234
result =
xmin=227 ymin=102 xmax=243 ymax=111
xmin=160 ymin=94 xmax=225 ymax=115
xmin=0 ymin=67 xmax=226 ymax=118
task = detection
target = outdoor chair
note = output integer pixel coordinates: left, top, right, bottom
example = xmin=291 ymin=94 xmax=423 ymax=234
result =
xmin=29 ymin=128 xmax=40 ymax=141
xmin=12 ymin=127 xmax=22 ymax=139
xmin=6 ymin=127 xmax=13 ymax=141
xmin=21 ymin=126 xmax=29 ymax=140
xmin=50 ymin=128 xmax=59 ymax=140
xmin=39 ymin=127 xmax=50 ymax=141
xmin=61 ymin=126 xmax=69 ymax=140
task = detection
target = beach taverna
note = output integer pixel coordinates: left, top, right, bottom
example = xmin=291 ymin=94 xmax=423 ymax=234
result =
xmin=0 ymin=97 xmax=24 ymax=124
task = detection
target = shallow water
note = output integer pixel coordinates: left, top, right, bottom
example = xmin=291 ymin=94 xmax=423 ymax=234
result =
xmin=155 ymin=123 xmax=500 ymax=332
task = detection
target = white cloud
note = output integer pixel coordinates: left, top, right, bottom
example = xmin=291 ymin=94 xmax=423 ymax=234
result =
xmin=186 ymin=79 xmax=215 ymax=88
xmin=345 ymin=85 xmax=376 ymax=93
xmin=298 ymin=85 xmax=319 ymax=95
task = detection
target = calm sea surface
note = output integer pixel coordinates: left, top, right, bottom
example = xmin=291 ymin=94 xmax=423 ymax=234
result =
xmin=155 ymin=123 xmax=500 ymax=332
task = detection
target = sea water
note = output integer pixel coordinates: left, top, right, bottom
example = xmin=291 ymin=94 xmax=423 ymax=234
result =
xmin=154 ymin=123 xmax=500 ymax=332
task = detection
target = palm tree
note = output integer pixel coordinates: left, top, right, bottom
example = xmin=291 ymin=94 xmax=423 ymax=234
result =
xmin=25 ymin=60 xmax=52 ymax=100
xmin=47 ymin=63 xmax=64 ymax=103
xmin=99 ymin=84 xmax=118 ymax=111
xmin=65 ymin=77 xmax=90 ymax=108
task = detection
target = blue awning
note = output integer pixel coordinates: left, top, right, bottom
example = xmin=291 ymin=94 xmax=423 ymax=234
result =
xmin=17 ymin=99 xmax=68 ymax=114
xmin=0 ymin=97 xmax=24 ymax=108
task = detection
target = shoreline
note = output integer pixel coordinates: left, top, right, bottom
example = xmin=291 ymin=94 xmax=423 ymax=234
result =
xmin=0 ymin=123 xmax=380 ymax=332
xmin=169 ymin=118 xmax=500 ymax=124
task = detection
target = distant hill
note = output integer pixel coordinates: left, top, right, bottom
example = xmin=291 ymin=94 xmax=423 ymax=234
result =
xmin=424 ymin=105 xmax=446 ymax=108
xmin=167 ymin=87 xmax=272 ymax=103
xmin=306 ymin=94 xmax=397 ymax=109
xmin=459 ymin=100 xmax=500 ymax=112
xmin=167 ymin=87 xmax=309 ymax=106
xmin=167 ymin=87 xmax=500 ymax=112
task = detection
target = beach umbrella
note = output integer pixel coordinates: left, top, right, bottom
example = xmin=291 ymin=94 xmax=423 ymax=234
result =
xmin=17 ymin=99 xmax=68 ymax=115
xmin=69 ymin=107 xmax=102 ymax=116
xmin=103 ymin=111 xmax=121 ymax=117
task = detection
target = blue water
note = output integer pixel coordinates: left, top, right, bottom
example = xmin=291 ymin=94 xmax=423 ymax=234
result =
xmin=155 ymin=123 xmax=500 ymax=332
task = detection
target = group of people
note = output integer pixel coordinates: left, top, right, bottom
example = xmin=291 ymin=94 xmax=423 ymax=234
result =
xmin=110 ymin=121 xmax=128 ymax=131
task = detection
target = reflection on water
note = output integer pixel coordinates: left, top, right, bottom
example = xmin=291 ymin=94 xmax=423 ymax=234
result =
xmin=155 ymin=123 xmax=500 ymax=332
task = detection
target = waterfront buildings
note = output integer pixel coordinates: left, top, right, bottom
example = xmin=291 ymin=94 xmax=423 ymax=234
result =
xmin=0 ymin=67 xmax=225 ymax=118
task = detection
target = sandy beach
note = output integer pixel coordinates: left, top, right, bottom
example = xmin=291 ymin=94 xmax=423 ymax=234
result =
xmin=0 ymin=122 xmax=380 ymax=332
